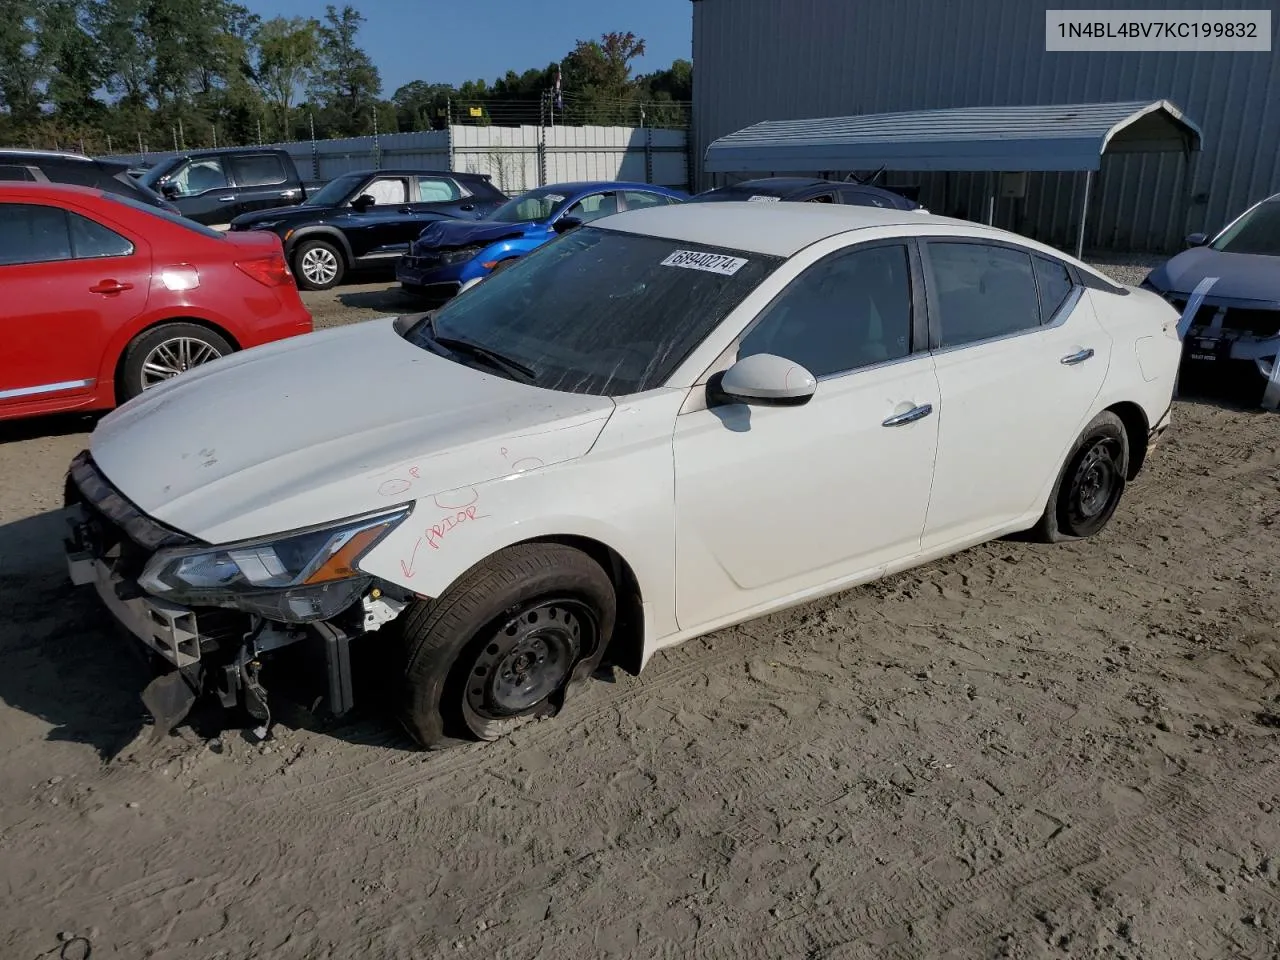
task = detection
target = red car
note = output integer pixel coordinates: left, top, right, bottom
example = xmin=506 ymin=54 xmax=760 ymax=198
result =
xmin=0 ymin=182 xmax=313 ymax=421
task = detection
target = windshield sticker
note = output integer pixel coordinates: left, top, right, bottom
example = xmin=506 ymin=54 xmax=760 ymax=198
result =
xmin=661 ymin=250 xmax=749 ymax=276
xmin=747 ymin=194 xmax=781 ymax=203
xmin=543 ymin=194 xmax=565 ymax=204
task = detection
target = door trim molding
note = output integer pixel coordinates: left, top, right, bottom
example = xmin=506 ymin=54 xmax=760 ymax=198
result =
xmin=0 ymin=378 xmax=96 ymax=401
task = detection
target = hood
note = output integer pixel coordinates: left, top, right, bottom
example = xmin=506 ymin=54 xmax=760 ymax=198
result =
xmin=89 ymin=318 xmax=616 ymax=543
xmin=231 ymin=205 xmax=328 ymax=229
xmin=414 ymin=217 xmax=545 ymax=251
xmin=1147 ymin=246 xmax=1280 ymax=304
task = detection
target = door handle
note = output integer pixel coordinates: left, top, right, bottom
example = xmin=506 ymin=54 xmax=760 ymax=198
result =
xmin=89 ymin=280 xmax=133 ymax=295
xmin=1060 ymin=348 xmax=1095 ymax=365
xmin=460 ymin=203 xmax=475 ymax=211
xmin=217 ymin=195 xmax=235 ymax=202
xmin=882 ymin=402 xmax=933 ymax=427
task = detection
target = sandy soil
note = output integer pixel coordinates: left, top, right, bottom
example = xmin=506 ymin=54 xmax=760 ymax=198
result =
xmin=2 ymin=269 xmax=1279 ymax=960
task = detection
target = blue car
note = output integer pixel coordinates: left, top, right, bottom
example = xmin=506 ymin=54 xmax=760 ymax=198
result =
xmin=396 ymin=181 xmax=687 ymax=300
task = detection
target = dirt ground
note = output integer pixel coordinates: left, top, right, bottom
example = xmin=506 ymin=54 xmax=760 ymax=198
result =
xmin=2 ymin=264 xmax=1279 ymax=960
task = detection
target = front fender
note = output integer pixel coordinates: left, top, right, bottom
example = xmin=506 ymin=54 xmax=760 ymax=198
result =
xmin=358 ymin=389 xmax=687 ymax=647
xmin=285 ymin=225 xmax=353 ymax=263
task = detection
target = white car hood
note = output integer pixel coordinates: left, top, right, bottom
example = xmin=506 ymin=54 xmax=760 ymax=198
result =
xmin=90 ymin=318 xmax=616 ymax=543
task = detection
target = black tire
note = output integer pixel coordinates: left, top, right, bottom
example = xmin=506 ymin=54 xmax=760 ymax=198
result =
xmin=292 ymin=238 xmax=345 ymax=291
xmin=396 ymin=543 xmax=616 ymax=749
xmin=1032 ymin=411 xmax=1130 ymax=543
xmin=118 ymin=322 xmax=234 ymax=403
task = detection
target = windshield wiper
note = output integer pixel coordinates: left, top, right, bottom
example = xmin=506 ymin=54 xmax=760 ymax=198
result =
xmin=430 ymin=328 xmax=537 ymax=384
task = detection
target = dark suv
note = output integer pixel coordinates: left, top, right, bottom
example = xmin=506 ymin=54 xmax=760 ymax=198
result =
xmin=229 ymin=168 xmax=508 ymax=290
xmin=0 ymin=150 xmax=178 ymax=213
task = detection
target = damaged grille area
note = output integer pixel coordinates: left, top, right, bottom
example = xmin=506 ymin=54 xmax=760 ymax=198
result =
xmin=1169 ymin=298 xmax=1280 ymax=337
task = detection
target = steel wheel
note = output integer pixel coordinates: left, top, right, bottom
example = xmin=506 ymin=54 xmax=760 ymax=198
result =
xmin=140 ymin=336 xmax=224 ymax=390
xmin=1065 ymin=436 xmax=1123 ymax=527
xmin=299 ymin=245 xmax=340 ymax=287
xmin=464 ymin=599 xmax=587 ymax=720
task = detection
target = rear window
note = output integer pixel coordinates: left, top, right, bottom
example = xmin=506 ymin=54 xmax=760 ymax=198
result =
xmin=100 ymin=192 xmax=226 ymax=239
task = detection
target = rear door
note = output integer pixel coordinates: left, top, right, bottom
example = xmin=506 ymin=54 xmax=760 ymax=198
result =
xmin=226 ymin=153 xmax=302 ymax=218
xmin=0 ymin=200 xmax=150 ymax=411
xmin=919 ymin=239 xmax=1109 ymax=550
xmin=412 ymin=175 xmax=482 ymax=219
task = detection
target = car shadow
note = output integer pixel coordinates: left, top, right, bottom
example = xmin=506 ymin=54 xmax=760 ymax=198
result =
xmin=0 ymin=507 xmax=420 ymax=760
xmin=0 ymin=411 xmax=102 ymax=444
xmin=337 ymin=285 xmax=431 ymax=313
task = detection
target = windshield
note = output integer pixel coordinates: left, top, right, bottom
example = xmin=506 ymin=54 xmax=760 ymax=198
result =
xmin=404 ymin=226 xmax=782 ymax=396
xmin=304 ymin=174 xmax=364 ymax=207
xmin=101 ymin=192 xmax=226 ymax=239
xmin=1212 ymin=199 xmax=1280 ymax=256
xmin=486 ymin=187 xmax=571 ymax=224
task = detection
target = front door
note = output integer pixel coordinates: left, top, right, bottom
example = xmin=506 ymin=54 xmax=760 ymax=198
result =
xmin=0 ymin=200 xmax=149 ymax=413
xmin=343 ymin=175 xmax=415 ymax=259
xmin=920 ymin=240 xmax=1110 ymax=550
xmin=164 ymin=157 xmax=236 ymax=226
xmin=672 ymin=240 xmax=941 ymax=630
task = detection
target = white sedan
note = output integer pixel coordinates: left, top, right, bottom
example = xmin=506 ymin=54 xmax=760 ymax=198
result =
xmin=63 ymin=202 xmax=1184 ymax=748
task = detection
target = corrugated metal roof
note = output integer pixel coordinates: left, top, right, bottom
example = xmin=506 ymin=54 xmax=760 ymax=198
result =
xmin=704 ymin=100 xmax=1202 ymax=174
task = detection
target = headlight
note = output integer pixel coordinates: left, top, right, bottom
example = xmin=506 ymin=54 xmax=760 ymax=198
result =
xmin=138 ymin=506 xmax=412 ymax=623
xmin=439 ymin=245 xmax=483 ymax=264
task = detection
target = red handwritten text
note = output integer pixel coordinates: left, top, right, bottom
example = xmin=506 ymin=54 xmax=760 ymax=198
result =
xmin=427 ymin=505 xmax=480 ymax=549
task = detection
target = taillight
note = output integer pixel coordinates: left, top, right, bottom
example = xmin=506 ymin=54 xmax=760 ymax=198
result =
xmin=235 ymin=255 xmax=294 ymax=287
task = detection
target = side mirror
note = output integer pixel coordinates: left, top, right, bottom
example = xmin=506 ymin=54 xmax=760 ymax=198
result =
xmin=352 ymin=194 xmax=376 ymax=211
xmin=160 ymin=181 xmax=180 ymax=199
xmin=712 ymin=353 xmax=816 ymax=407
xmin=553 ymin=216 xmax=583 ymax=234
xmin=1185 ymin=232 xmax=1208 ymax=248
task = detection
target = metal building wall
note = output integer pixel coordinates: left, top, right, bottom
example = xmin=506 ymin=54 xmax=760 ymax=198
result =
xmin=691 ymin=0 xmax=1280 ymax=253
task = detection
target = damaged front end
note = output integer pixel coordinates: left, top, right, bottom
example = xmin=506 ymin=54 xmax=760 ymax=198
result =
xmin=62 ymin=450 xmax=416 ymax=740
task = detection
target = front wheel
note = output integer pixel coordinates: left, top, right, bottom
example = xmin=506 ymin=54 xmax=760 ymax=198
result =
xmin=396 ymin=543 xmax=616 ymax=749
xmin=1032 ymin=410 xmax=1130 ymax=542
xmin=292 ymin=238 xmax=345 ymax=290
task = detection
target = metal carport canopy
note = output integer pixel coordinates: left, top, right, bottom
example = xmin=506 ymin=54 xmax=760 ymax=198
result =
xmin=702 ymin=100 xmax=1202 ymax=173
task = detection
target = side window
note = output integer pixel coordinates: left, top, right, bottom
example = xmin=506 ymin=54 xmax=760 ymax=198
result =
xmin=805 ymin=193 xmax=835 ymax=204
xmin=168 ymin=158 xmax=229 ymax=196
xmin=229 ymin=154 xmax=287 ymax=187
xmin=416 ymin=177 xmax=462 ymax=203
xmin=68 ymin=213 xmax=134 ymax=259
xmin=0 ymin=164 xmax=37 ymax=182
xmin=1033 ymin=255 xmax=1075 ymax=322
xmin=927 ymin=242 xmax=1040 ymax=348
xmin=622 ymin=190 xmax=668 ymax=210
xmin=737 ymin=243 xmax=913 ymax=377
xmin=840 ymin=187 xmax=889 ymax=208
xmin=361 ymin=177 xmax=409 ymax=205
xmin=567 ymin=192 xmax=619 ymax=223
xmin=0 ymin=203 xmax=72 ymax=265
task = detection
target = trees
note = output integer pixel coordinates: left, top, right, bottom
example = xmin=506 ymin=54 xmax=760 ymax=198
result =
xmin=0 ymin=12 xmax=693 ymax=151
xmin=252 ymin=16 xmax=318 ymax=141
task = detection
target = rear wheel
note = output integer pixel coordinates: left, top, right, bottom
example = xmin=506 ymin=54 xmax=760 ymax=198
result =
xmin=1032 ymin=411 xmax=1130 ymax=542
xmin=292 ymin=238 xmax=345 ymax=290
xmin=119 ymin=322 xmax=233 ymax=403
xmin=396 ymin=543 xmax=615 ymax=749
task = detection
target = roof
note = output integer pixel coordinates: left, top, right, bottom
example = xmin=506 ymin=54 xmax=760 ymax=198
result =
xmin=0 ymin=149 xmax=97 ymax=163
xmin=597 ymin=200 xmax=974 ymax=257
xmin=528 ymin=180 xmax=683 ymax=195
xmin=704 ymin=100 xmax=1203 ymax=174
xmin=595 ymin=201 xmax=1125 ymax=288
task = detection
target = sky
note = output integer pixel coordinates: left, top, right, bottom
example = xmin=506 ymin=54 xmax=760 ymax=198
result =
xmin=251 ymin=0 xmax=693 ymax=95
